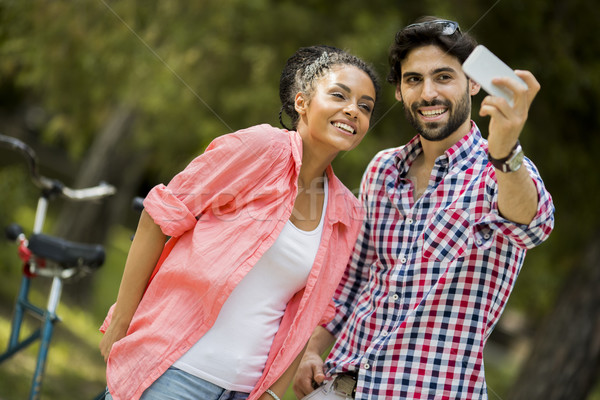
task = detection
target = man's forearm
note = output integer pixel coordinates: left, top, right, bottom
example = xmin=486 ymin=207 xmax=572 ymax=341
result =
xmin=306 ymin=326 xmax=336 ymax=357
xmin=496 ymin=166 xmax=538 ymax=225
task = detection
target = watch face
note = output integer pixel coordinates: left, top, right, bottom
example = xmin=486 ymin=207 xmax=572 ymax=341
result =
xmin=508 ymin=148 xmax=525 ymax=171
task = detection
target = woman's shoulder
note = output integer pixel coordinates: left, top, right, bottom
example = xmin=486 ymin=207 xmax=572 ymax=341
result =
xmin=211 ymin=124 xmax=295 ymax=156
xmin=229 ymin=123 xmax=290 ymax=143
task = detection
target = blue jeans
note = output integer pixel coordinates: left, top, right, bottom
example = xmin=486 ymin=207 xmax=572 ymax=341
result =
xmin=104 ymin=366 xmax=249 ymax=400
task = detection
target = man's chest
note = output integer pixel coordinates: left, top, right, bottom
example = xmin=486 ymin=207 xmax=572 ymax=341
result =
xmin=367 ymin=168 xmax=491 ymax=263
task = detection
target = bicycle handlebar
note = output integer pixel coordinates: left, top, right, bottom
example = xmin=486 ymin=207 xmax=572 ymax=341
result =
xmin=0 ymin=133 xmax=116 ymax=201
xmin=61 ymin=183 xmax=116 ymax=200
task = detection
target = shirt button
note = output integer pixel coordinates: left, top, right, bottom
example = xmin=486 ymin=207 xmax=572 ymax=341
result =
xmin=406 ymin=218 xmax=413 ymax=224
xmin=390 ymin=293 xmax=399 ymax=301
xmin=363 ymin=363 xmax=370 ymax=370
xmin=476 ymin=239 xmax=483 ymax=246
xmin=381 ymin=331 xmax=388 ymax=337
xmin=484 ymin=233 xmax=491 ymax=239
xmin=400 ymin=257 xmax=407 ymax=264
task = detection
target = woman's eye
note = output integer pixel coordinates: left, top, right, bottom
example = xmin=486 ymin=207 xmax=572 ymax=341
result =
xmin=331 ymin=92 xmax=345 ymax=99
xmin=360 ymin=104 xmax=372 ymax=113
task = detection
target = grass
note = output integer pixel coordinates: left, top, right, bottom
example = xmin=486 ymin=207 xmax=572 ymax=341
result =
xmin=0 ymin=285 xmax=108 ymax=399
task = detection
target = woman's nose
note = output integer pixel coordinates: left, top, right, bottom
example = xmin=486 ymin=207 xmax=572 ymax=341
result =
xmin=344 ymin=104 xmax=359 ymax=119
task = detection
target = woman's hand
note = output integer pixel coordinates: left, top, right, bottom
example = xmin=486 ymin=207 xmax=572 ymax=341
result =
xmin=99 ymin=319 xmax=129 ymax=362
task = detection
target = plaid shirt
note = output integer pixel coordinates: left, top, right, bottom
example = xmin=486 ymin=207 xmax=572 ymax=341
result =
xmin=324 ymin=122 xmax=554 ymax=399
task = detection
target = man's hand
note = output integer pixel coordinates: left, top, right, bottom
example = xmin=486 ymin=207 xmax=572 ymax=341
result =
xmin=480 ymin=70 xmax=541 ymax=225
xmin=293 ymin=349 xmax=327 ymax=398
xmin=480 ymin=70 xmax=540 ymax=159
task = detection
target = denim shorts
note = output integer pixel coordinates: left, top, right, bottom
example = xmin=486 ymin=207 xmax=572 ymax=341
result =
xmin=104 ymin=366 xmax=249 ymax=400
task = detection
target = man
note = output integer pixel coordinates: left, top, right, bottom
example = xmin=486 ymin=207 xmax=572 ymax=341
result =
xmin=293 ymin=17 xmax=554 ymax=399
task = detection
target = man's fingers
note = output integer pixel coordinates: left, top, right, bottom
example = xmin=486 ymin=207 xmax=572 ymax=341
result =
xmin=514 ymin=70 xmax=541 ymax=102
xmin=293 ymin=369 xmax=317 ymax=397
xmin=293 ymin=356 xmax=327 ymax=398
xmin=313 ymin=363 xmax=325 ymax=384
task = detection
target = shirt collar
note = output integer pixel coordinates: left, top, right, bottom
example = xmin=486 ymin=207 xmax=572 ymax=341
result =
xmin=394 ymin=121 xmax=484 ymax=172
xmin=325 ymin=165 xmax=361 ymax=227
xmin=445 ymin=121 xmax=484 ymax=167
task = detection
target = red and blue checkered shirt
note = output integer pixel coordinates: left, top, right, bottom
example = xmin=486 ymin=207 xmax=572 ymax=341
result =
xmin=324 ymin=123 xmax=554 ymax=399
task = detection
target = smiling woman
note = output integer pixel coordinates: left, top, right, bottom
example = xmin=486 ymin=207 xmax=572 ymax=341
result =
xmin=295 ymin=65 xmax=376 ymax=158
xmin=99 ymin=45 xmax=380 ymax=400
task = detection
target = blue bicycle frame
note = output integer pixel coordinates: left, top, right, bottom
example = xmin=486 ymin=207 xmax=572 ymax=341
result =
xmin=0 ymin=134 xmax=115 ymax=400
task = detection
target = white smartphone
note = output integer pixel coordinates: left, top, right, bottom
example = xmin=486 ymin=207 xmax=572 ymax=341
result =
xmin=462 ymin=45 xmax=527 ymax=106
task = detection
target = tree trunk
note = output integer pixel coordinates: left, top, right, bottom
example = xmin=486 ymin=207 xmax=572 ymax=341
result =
xmin=54 ymin=105 xmax=136 ymax=244
xmin=53 ymin=105 xmax=147 ymax=303
xmin=508 ymin=231 xmax=600 ymax=400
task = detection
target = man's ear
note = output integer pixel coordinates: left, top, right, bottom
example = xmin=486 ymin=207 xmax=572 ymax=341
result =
xmin=394 ymin=84 xmax=403 ymax=102
xmin=294 ymin=92 xmax=308 ymax=115
xmin=469 ymin=79 xmax=481 ymax=96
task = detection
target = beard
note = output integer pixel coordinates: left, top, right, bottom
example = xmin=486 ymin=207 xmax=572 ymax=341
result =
xmin=403 ymin=85 xmax=471 ymax=142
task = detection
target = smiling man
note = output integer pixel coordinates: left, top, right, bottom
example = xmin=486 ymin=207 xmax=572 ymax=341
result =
xmin=293 ymin=16 xmax=555 ymax=400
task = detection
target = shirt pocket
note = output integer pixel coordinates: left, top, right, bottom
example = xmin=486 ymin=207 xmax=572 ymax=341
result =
xmin=422 ymin=208 xmax=471 ymax=262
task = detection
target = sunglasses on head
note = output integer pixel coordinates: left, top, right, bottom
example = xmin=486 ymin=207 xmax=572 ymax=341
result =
xmin=404 ymin=20 xmax=461 ymax=36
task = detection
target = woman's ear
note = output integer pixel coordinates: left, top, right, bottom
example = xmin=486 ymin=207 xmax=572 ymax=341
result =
xmin=294 ymin=92 xmax=308 ymax=116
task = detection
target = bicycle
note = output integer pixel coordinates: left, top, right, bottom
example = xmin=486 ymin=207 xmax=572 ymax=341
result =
xmin=0 ymin=133 xmax=116 ymax=400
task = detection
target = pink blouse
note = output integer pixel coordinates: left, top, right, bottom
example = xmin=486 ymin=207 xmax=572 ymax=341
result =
xmin=101 ymin=124 xmax=365 ymax=400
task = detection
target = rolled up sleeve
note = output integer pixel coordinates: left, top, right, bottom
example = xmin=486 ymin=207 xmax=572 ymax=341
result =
xmin=144 ymin=184 xmax=198 ymax=237
xmin=478 ymin=158 xmax=555 ymax=250
xmin=144 ymin=125 xmax=293 ymax=237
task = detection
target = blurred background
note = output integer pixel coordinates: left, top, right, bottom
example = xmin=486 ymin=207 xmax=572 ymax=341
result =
xmin=0 ymin=0 xmax=598 ymax=399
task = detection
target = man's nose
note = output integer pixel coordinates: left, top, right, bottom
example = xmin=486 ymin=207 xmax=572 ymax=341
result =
xmin=421 ymin=79 xmax=439 ymax=101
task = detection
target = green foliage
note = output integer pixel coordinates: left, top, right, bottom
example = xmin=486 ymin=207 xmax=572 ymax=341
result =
xmin=0 ymin=0 xmax=598 ymax=398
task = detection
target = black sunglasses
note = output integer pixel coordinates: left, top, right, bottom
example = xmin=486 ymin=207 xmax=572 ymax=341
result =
xmin=404 ymin=20 xmax=461 ymax=36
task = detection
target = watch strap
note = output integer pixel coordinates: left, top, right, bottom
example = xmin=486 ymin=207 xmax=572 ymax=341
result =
xmin=487 ymin=141 xmax=522 ymax=173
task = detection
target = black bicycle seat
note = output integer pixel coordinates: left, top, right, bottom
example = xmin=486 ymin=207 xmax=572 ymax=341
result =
xmin=27 ymin=234 xmax=105 ymax=269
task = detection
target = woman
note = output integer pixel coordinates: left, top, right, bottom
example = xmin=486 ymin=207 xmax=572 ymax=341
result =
xmin=100 ymin=45 xmax=380 ymax=400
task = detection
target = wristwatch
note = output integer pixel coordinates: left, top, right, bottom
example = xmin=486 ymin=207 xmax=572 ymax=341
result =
xmin=488 ymin=141 xmax=524 ymax=173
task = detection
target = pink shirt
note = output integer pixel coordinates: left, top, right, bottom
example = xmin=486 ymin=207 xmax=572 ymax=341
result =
xmin=101 ymin=124 xmax=364 ymax=400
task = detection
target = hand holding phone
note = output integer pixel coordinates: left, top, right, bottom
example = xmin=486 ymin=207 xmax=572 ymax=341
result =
xmin=462 ymin=45 xmax=527 ymax=106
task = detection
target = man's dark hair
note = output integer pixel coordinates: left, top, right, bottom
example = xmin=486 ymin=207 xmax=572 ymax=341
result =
xmin=387 ymin=16 xmax=478 ymax=85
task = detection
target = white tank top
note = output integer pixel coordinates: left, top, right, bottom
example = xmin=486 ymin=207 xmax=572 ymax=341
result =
xmin=173 ymin=177 xmax=328 ymax=392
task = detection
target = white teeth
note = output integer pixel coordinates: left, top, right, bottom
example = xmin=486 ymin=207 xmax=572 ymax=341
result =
xmin=421 ymin=109 xmax=446 ymax=116
xmin=333 ymin=122 xmax=355 ymax=134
